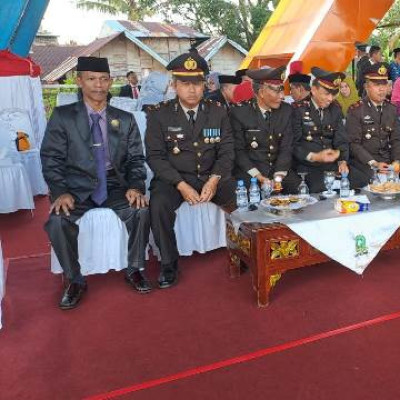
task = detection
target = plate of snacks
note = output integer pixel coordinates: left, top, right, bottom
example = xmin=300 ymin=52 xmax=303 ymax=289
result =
xmin=365 ymin=181 xmax=400 ymax=200
xmin=260 ymin=195 xmax=318 ymax=212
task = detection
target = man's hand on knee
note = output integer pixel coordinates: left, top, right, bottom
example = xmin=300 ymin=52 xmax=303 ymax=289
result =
xmin=50 ymin=193 xmax=75 ymax=216
xmin=126 ymin=189 xmax=149 ymax=209
xmin=199 ymin=177 xmax=219 ymax=203
xmin=176 ymin=181 xmax=200 ymax=205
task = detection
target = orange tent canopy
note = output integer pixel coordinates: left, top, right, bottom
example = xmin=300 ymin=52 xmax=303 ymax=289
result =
xmin=241 ymin=0 xmax=394 ymax=74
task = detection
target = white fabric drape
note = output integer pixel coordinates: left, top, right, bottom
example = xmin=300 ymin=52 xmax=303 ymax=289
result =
xmin=0 ymin=108 xmax=47 ymax=195
xmin=0 ymin=163 xmax=34 ymax=213
xmin=0 ymin=76 xmax=47 ymax=147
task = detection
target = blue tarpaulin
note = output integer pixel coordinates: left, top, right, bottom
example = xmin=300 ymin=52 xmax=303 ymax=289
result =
xmin=0 ymin=0 xmax=49 ymax=57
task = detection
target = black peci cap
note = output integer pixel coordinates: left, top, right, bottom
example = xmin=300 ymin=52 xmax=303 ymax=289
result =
xmin=77 ymin=57 xmax=110 ymax=73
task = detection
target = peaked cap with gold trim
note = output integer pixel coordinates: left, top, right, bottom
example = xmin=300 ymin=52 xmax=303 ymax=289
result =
xmin=246 ymin=65 xmax=286 ymax=84
xmin=166 ymin=47 xmax=209 ymax=82
xmin=311 ymin=67 xmax=345 ymax=93
xmin=363 ymin=62 xmax=389 ymax=83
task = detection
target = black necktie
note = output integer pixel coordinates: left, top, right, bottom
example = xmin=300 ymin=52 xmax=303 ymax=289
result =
xmin=377 ymin=105 xmax=382 ymax=124
xmin=187 ymin=110 xmax=195 ymax=127
xmin=318 ymin=108 xmax=323 ymax=121
xmin=264 ymin=111 xmax=271 ymax=121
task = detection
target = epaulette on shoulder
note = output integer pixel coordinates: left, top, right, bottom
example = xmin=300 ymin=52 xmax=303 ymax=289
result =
xmin=231 ymin=100 xmax=250 ymax=108
xmin=147 ymin=103 xmax=161 ymax=111
xmin=292 ymin=100 xmax=310 ymax=109
xmin=349 ymin=100 xmax=363 ymax=111
xmin=205 ymin=98 xmax=223 ymax=107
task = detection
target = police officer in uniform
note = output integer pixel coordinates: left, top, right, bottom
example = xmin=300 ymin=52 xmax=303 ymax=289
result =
xmin=230 ymin=66 xmax=297 ymax=192
xmin=292 ymin=67 xmax=349 ymax=193
xmin=145 ymin=48 xmax=236 ymax=289
xmin=208 ymin=75 xmax=242 ymax=110
xmin=347 ymin=63 xmax=400 ymax=187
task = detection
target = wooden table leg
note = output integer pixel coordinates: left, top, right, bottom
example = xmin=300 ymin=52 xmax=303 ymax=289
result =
xmin=228 ymin=249 xmax=241 ymax=278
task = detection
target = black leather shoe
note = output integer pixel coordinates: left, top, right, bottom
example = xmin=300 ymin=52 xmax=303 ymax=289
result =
xmin=59 ymin=282 xmax=87 ymax=310
xmin=158 ymin=263 xmax=179 ymax=289
xmin=125 ymin=270 xmax=152 ymax=293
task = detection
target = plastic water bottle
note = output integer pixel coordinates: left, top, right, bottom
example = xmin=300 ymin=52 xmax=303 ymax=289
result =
xmin=249 ymin=177 xmax=261 ymax=205
xmin=236 ymin=180 xmax=248 ymax=211
xmin=340 ymin=172 xmax=350 ymax=198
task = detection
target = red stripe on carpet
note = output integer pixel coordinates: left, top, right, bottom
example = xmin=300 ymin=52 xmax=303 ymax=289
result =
xmin=84 ymin=309 xmax=400 ymax=400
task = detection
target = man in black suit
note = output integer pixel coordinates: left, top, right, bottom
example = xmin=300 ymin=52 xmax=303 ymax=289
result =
xmin=119 ymin=71 xmax=141 ymax=99
xmin=145 ymin=48 xmax=236 ymax=289
xmin=41 ymin=57 xmax=151 ymax=310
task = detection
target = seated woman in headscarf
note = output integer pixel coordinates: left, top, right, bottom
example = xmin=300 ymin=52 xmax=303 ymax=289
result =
xmin=336 ymin=76 xmax=360 ymax=117
xmin=138 ymin=71 xmax=170 ymax=112
xmin=391 ymin=78 xmax=400 ymax=117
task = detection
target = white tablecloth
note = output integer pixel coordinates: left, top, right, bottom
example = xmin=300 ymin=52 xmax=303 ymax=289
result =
xmin=230 ymin=195 xmax=400 ymax=274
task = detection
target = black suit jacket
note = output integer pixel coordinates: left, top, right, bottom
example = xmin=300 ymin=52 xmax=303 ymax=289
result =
xmin=145 ymin=98 xmax=234 ymax=187
xmin=41 ymin=101 xmax=146 ymax=202
xmin=119 ymin=84 xmax=141 ymax=98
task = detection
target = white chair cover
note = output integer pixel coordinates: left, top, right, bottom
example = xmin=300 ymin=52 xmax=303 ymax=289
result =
xmin=56 ymin=92 xmax=78 ymax=107
xmin=51 ymin=208 xmax=129 ymax=276
xmin=0 ymin=75 xmax=47 ymax=147
xmin=0 ymin=125 xmax=35 ymax=213
xmin=0 ymin=163 xmax=35 ymax=213
xmin=110 ymin=97 xmax=139 ymax=114
xmin=0 ymin=240 xmax=4 ymax=329
xmin=0 ymin=108 xmax=47 ymax=195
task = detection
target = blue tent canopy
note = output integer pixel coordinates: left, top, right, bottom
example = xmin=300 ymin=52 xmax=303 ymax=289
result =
xmin=0 ymin=0 xmax=49 ymax=57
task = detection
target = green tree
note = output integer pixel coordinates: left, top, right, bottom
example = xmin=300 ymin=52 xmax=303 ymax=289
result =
xmin=162 ymin=0 xmax=280 ymax=49
xmin=373 ymin=0 xmax=400 ymax=57
xmin=74 ymin=0 xmax=280 ymax=49
xmin=75 ymin=0 xmax=158 ymax=21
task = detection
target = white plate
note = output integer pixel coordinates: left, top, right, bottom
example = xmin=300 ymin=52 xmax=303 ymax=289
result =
xmin=364 ymin=185 xmax=400 ymax=200
xmin=260 ymin=195 xmax=318 ymax=211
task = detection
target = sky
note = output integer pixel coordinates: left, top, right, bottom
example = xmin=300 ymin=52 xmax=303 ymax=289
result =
xmin=41 ymin=0 xmax=127 ymax=45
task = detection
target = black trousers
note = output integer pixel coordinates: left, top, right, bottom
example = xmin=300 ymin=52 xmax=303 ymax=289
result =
xmin=45 ymin=176 xmax=150 ymax=281
xmin=149 ymin=178 xmax=236 ymax=266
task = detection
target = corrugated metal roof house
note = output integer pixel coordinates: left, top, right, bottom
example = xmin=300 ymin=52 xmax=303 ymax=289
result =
xmin=33 ymin=20 xmax=247 ymax=82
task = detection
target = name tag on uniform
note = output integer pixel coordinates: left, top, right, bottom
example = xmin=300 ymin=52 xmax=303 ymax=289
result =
xmin=167 ymin=126 xmax=183 ymax=132
xmin=363 ymin=115 xmax=374 ymax=125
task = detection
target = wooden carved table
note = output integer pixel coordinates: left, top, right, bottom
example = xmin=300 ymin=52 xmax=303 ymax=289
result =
xmin=226 ymin=218 xmax=400 ymax=307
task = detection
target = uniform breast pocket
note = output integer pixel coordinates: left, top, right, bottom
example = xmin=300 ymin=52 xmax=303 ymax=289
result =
xmin=163 ymin=131 xmax=187 ymax=153
xmin=245 ymin=129 xmax=263 ymax=149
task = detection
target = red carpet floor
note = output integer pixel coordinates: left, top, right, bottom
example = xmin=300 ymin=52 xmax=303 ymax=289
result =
xmin=0 ymin=196 xmax=50 ymax=259
xmin=1 ymin=198 xmax=400 ymax=399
